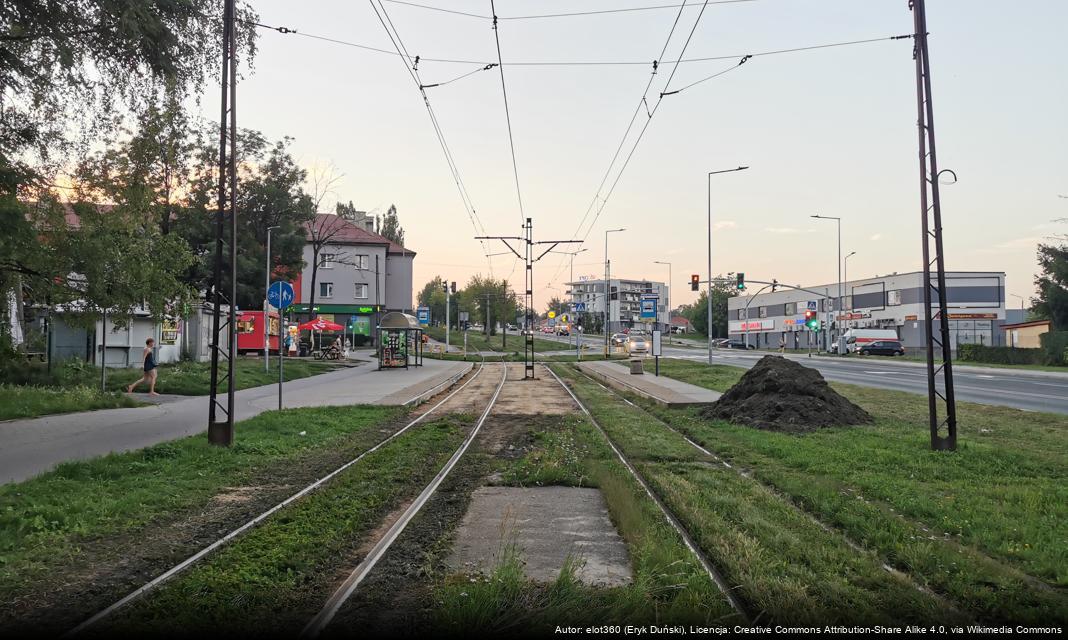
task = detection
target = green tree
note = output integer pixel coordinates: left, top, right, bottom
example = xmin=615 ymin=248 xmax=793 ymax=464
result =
xmin=0 ymin=0 xmax=258 ymax=192
xmin=417 ymin=277 xmax=449 ymax=325
xmin=173 ymin=132 xmax=314 ymax=310
xmin=459 ymin=275 xmax=516 ymax=336
xmin=379 ymin=204 xmax=405 ymax=246
xmin=1034 ymin=241 xmax=1068 ymax=330
xmin=545 ymin=296 xmax=568 ymax=319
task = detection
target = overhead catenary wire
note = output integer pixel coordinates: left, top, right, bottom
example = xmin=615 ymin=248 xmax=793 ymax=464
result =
xmin=364 ymin=0 xmax=495 ymax=274
xmin=382 ymin=0 xmax=757 ymax=21
xmin=489 ymin=0 xmax=526 ymax=226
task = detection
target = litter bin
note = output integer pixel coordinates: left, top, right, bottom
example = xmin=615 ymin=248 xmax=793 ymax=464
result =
xmin=629 ymin=358 xmax=643 ymax=375
xmin=299 ymin=342 xmax=310 ymax=357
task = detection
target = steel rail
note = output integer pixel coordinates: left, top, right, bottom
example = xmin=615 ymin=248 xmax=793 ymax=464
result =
xmin=302 ymin=359 xmax=509 ymax=636
xmin=66 ymin=358 xmax=491 ymax=636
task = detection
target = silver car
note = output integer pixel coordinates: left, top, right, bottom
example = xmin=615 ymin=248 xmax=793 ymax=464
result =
xmin=626 ymin=334 xmax=649 ymax=354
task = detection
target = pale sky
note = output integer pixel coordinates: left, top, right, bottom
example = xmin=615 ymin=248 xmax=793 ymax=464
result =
xmin=198 ymin=0 xmax=1068 ymax=309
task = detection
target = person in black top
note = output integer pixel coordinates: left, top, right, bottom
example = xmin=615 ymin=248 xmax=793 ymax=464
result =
xmin=126 ymin=337 xmax=159 ymax=395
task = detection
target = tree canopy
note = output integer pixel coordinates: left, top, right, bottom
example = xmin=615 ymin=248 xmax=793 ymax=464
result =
xmin=1034 ymin=240 xmax=1068 ymax=330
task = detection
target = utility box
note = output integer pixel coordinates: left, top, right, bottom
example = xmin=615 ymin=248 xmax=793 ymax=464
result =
xmin=629 ymin=358 xmax=644 ymax=375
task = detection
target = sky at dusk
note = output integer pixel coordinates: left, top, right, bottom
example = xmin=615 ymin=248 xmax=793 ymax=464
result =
xmin=193 ymin=0 xmax=1068 ymax=309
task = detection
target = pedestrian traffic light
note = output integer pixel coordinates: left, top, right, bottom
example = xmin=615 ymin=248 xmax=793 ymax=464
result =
xmin=691 ymin=274 xmax=699 ymax=291
xmin=804 ymin=309 xmax=820 ymax=331
xmin=736 ymin=273 xmax=746 ymax=290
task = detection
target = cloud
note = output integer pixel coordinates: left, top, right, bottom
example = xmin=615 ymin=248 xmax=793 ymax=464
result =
xmin=975 ymin=236 xmax=1042 ymax=254
xmin=764 ymin=227 xmax=813 ymax=234
xmin=712 ymin=220 xmax=737 ymax=231
xmin=869 ymin=233 xmax=882 ymax=241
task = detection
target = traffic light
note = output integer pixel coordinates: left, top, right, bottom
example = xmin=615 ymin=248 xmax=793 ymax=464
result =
xmin=804 ymin=309 xmax=820 ymax=331
xmin=771 ymin=279 xmax=778 ymax=292
xmin=450 ymin=281 xmax=456 ymax=294
xmin=690 ymin=274 xmax=699 ymax=291
xmin=442 ymin=281 xmax=448 ymax=294
xmin=736 ymin=273 xmax=746 ymax=290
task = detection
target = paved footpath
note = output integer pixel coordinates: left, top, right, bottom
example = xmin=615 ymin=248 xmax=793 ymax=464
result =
xmin=0 ymin=358 xmax=471 ymax=485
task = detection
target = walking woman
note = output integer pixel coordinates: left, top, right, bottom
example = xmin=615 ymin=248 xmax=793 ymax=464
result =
xmin=127 ymin=337 xmax=159 ymax=395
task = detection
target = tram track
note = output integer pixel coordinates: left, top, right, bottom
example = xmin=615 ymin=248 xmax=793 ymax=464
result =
xmin=66 ymin=357 xmax=496 ymax=636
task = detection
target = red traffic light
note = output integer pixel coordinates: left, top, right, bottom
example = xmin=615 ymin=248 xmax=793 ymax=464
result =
xmin=690 ymin=274 xmax=700 ymax=291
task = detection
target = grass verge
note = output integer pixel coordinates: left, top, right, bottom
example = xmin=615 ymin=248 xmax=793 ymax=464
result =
xmin=0 ymin=403 xmax=401 ymax=631
xmin=101 ymin=415 xmax=467 ymax=634
xmin=554 ymin=364 xmax=965 ymax=625
xmin=644 ymin=358 xmax=1068 ymax=623
xmin=424 ymin=326 xmax=571 ymax=354
xmin=0 ymin=384 xmax=143 ymax=421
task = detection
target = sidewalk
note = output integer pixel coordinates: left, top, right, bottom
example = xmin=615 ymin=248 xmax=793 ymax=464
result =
xmin=577 ymin=360 xmax=721 ymax=406
xmin=0 ymin=358 xmax=471 ymax=485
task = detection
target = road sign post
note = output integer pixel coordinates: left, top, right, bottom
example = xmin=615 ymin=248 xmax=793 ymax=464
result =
xmin=269 ymin=281 xmax=295 ymax=411
xmin=652 ymin=329 xmax=662 ymax=376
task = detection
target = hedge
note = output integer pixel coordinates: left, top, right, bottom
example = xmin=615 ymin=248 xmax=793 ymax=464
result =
xmin=957 ymin=343 xmax=1044 ymax=365
xmin=1039 ymin=330 xmax=1068 ymax=366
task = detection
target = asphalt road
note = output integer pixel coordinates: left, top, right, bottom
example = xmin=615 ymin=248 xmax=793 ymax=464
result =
xmin=539 ymin=333 xmax=1068 ymax=415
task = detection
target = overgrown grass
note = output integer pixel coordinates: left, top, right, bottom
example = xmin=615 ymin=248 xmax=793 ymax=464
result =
xmin=423 ymin=326 xmax=569 ymax=354
xmin=435 ymin=407 xmax=741 ymax=631
xmin=641 ymin=358 xmax=1068 ymax=622
xmin=2 ymin=357 xmax=339 ymax=397
xmin=815 ymin=352 xmax=1068 ymax=372
xmin=0 ymin=384 xmax=142 ymax=421
xmin=103 ymin=415 xmax=466 ymax=633
xmin=0 ymin=404 xmax=401 ymax=606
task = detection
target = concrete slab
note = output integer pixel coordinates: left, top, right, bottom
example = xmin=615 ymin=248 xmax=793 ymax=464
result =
xmin=0 ymin=358 xmax=472 ymax=485
xmin=577 ymin=360 xmax=721 ymax=406
xmin=448 ymin=486 xmax=632 ymax=587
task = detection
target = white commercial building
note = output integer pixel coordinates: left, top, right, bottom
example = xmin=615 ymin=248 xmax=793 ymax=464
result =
xmin=566 ymin=277 xmax=668 ymax=333
xmin=727 ymin=270 xmax=1006 ymax=352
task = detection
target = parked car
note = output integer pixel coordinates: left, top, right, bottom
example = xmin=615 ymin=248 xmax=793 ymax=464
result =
xmin=671 ymin=326 xmax=687 ymax=334
xmin=506 ymin=324 xmax=518 ymax=332
xmin=858 ymin=340 xmax=906 ymax=356
xmin=711 ymin=338 xmax=730 ymax=348
xmin=610 ymin=333 xmax=628 ymax=347
xmin=626 ymin=334 xmax=649 ymax=354
xmin=725 ymin=340 xmax=756 ymax=350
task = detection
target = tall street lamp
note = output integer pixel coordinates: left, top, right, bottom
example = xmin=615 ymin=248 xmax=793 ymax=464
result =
xmin=605 ymin=228 xmax=625 ymax=356
xmin=844 ymin=251 xmax=856 ymax=313
xmin=708 ymin=166 xmax=749 ymax=365
xmin=653 ymin=260 xmax=671 ymax=342
xmin=264 ymin=225 xmax=279 ymax=371
xmin=810 ymin=214 xmax=842 ymax=351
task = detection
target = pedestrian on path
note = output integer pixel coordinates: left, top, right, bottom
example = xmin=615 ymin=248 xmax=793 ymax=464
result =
xmin=778 ymin=336 xmax=786 ymax=354
xmin=126 ymin=338 xmax=159 ymax=395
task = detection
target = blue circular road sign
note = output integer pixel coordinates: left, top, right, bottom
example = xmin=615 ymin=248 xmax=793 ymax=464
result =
xmin=268 ymin=281 xmax=295 ymax=309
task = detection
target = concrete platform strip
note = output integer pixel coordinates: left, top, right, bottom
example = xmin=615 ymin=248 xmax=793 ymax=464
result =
xmin=577 ymin=360 xmax=721 ymax=406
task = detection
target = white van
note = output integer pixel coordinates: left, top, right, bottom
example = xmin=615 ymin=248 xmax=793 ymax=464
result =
xmin=840 ymin=329 xmax=900 ymax=354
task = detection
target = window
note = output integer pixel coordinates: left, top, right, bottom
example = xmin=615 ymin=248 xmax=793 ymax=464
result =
xmin=354 ymin=283 xmax=368 ymax=299
xmin=785 ymin=302 xmax=796 ymax=316
xmin=320 ymin=253 xmax=336 ymax=269
xmin=759 ymin=306 xmax=767 ymax=319
xmin=354 ymin=254 xmax=369 ymax=270
xmin=320 ymin=282 xmax=333 ymax=298
xmin=887 ymin=289 xmax=902 ymax=306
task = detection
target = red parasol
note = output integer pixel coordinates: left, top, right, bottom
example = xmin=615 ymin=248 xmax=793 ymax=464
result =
xmin=298 ymin=319 xmax=344 ymax=331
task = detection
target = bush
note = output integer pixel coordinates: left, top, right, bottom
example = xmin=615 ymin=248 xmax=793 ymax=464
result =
xmin=957 ymin=343 xmax=1044 ymax=365
xmin=1039 ymin=331 xmax=1068 ymax=366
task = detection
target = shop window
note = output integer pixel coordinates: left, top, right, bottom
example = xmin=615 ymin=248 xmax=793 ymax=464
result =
xmin=237 ymin=317 xmax=255 ymax=334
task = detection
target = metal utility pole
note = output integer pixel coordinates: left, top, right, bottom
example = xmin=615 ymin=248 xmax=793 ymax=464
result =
xmin=207 ymin=0 xmax=238 ymax=447
xmin=604 ymin=228 xmax=625 ymax=356
xmin=844 ymin=251 xmax=857 ymax=314
xmin=477 ymin=218 xmax=578 ymax=379
xmin=708 ymin=166 xmax=749 ymax=365
xmin=445 ymin=283 xmax=450 ymax=353
xmin=264 ymin=225 xmax=278 ymax=371
xmin=810 ymin=214 xmax=842 ymax=352
xmin=911 ymin=0 xmax=957 ymax=451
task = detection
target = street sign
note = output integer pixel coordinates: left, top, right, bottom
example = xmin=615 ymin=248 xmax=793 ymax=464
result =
xmin=573 ymin=302 xmax=586 ymax=312
xmin=806 ymin=300 xmax=818 ymax=311
xmin=640 ymin=297 xmax=657 ymax=319
xmin=416 ymin=307 xmax=430 ymax=325
xmin=268 ymin=281 xmax=294 ymax=310
xmin=548 ymin=311 xmax=556 ymax=319
xmin=652 ymin=330 xmax=662 ymax=356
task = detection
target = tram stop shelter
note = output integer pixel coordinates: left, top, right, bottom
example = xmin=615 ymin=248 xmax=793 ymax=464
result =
xmin=378 ymin=312 xmax=424 ymax=370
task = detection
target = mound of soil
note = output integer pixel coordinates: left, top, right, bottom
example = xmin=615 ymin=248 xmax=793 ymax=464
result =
xmin=700 ymin=355 xmax=873 ymax=433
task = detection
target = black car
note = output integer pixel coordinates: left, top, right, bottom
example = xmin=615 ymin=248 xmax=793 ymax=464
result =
xmin=859 ymin=340 xmax=906 ymax=356
xmin=726 ymin=340 xmax=756 ymax=350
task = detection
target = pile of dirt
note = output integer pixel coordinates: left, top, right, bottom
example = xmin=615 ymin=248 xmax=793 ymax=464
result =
xmin=700 ymin=355 xmax=873 ymax=433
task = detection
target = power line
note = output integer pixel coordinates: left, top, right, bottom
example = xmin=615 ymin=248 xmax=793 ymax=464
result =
xmin=381 ymin=0 xmax=757 ymax=21
xmin=490 ymin=0 xmax=526 ymax=226
xmin=365 ymin=0 xmax=495 ymax=274
xmin=420 ymin=63 xmax=498 ymax=90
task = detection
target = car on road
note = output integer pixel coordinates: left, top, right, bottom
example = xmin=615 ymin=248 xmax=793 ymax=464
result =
xmin=506 ymin=324 xmax=518 ymax=332
xmin=556 ymin=326 xmax=570 ymax=336
xmin=711 ymin=338 xmax=730 ymax=348
xmin=626 ymin=334 xmax=649 ymax=354
xmin=610 ymin=333 xmax=628 ymax=347
xmin=725 ymin=340 xmax=756 ymax=350
xmin=858 ymin=339 xmax=906 ymax=357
